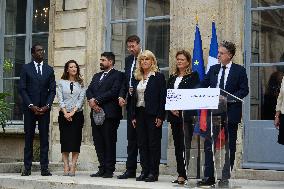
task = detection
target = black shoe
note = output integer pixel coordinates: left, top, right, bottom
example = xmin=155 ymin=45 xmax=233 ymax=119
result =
xmin=145 ymin=174 xmax=158 ymax=182
xmin=117 ymin=171 xmax=136 ymax=179
xmin=41 ymin=169 xmax=52 ymax=176
xmin=102 ymin=172 xmax=113 ymax=178
xmin=21 ymin=169 xmax=31 ymax=176
xmin=136 ymin=173 xmax=148 ymax=181
xmin=90 ymin=170 xmax=105 ymax=177
xmin=218 ymin=179 xmax=229 ymax=188
xmin=197 ymin=177 xmax=216 ymax=186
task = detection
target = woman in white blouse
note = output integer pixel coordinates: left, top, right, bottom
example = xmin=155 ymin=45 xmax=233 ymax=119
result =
xmin=57 ymin=60 xmax=86 ymax=176
xmin=167 ymin=50 xmax=200 ymax=184
xmin=274 ymin=76 xmax=284 ymax=145
xmin=130 ymin=50 xmax=166 ymax=182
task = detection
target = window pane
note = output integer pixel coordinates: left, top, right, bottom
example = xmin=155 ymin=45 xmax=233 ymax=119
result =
xmin=250 ymin=66 xmax=284 ymax=120
xmin=111 ymin=22 xmax=137 ymax=71
xmin=111 ymin=0 xmax=137 ymax=20
xmin=4 ymin=36 xmax=26 ymax=78
xmin=252 ymin=0 xmax=284 ymax=8
xmin=145 ymin=20 xmax=170 ymax=69
xmin=33 ymin=0 xmax=49 ymax=33
xmin=5 ymin=0 xmax=27 ymax=35
xmin=251 ymin=10 xmax=284 ymax=63
xmin=3 ymin=79 xmax=23 ymax=121
xmin=32 ymin=34 xmax=49 ymax=63
xmin=146 ymin=0 xmax=170 ymax=17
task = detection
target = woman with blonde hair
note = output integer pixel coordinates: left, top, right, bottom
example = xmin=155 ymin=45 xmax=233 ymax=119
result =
xmin=167 ymin=50 xmax=199 ymax=184
xmin=130 ymin=50 xmax=166 ymax=182
xmin=57 ymin=60 xmax=86 ymax=176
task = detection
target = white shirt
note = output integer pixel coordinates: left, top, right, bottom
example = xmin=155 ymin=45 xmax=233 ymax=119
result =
xmin=99 ymin=68 xmax=113 ymax=80
xmin=174 ymin=76 xmax=183 ymax=89
xmin=217 ymin=61 xmax=232 ymax=89
xmin=136 ymin=72 xmax=155 ymax=107
xmin=129 ymin=57 xmax=136 ymax=87
xmin=33 ymin=61 xmax=43 ymax=75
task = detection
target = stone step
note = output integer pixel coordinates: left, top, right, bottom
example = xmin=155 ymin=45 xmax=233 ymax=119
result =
xmin=1 ymin=172 xmax=284 ymax=189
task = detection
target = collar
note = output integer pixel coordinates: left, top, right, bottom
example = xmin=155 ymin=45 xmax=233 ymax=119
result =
xmin=103 ymin=67 xmax=114 ymax=74
xmin=221 ymin=61 xmax=232 ymax=69
xmin=33 ymin=61 xmax=43 ymax=66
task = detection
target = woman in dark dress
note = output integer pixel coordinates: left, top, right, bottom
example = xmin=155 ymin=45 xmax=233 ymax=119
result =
xmin=167 ymin=50 xmax=200 ymax=184
xmin=57 ymin=60 xmax=86 ymax=176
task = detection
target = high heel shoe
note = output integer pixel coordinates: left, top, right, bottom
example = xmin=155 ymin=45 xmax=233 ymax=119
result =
xmin=63 ymin=164 xmax=70 ymax=176
xmin=69 ymin=164 xmax=76 ymax=177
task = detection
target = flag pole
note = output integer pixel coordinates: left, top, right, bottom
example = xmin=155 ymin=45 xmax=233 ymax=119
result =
xmin=195 ymin=11 xmax=201 ymax=179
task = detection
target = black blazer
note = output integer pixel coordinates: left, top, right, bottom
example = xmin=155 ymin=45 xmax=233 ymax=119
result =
xmin=86 ymin=69 xmax=124 ymax=120
xmin=119 ymin=55 xmax=136 ymax=109
xmin=131 ymin=72 xmax=166 ymax=120
xmin=201 ymin=63 xmax=249 ymax=123
xmin=167 ymin=71 xmax=200 ymax=124
xmin=19 ymin=62 xmax=56 ymax=110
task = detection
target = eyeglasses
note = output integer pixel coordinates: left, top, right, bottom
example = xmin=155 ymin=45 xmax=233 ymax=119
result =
xmin=36 ymin=49 xmax=45 ymax=53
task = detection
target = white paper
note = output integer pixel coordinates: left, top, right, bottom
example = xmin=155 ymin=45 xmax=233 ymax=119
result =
xmin=165 ymin=88 xmax=220 ymax=110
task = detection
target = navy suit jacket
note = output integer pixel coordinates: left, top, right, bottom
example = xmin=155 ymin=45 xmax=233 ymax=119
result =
xmin=19 ymin=62 xmax=56 ymax=111
xmin=86 ymin=69 xmax=124 ymax=120
xmin=167 ymin=71 xmax=200 ymax=123
xmin=131 ymin=72 xmax=166 ymax=120
xmin=119 ymin=55 xmax=136 ymax=109
xmin=201 ymin=63 xmax=249 ymax=123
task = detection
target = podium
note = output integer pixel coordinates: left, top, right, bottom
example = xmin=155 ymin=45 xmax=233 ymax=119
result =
xmin=166 ymin=88 xmax=242 ymax=187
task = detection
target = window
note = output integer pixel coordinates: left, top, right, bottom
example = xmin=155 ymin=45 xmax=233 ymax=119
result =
xmin=106 ymin=0 xmax=170 ymax=75
xmin=0 ymin=0 xmax=49 ymax=124
xmin=248 ymin=1 xmax=284 ymax=120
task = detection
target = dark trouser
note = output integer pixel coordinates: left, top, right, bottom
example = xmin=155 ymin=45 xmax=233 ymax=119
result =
xmin=24 ymin=110 xmax=50 ymax=171
xmin=126 ymin=110 xmax=138 ymax=173
xmin=91 ymin=117 xmax=120 ymax=174
xmin=204 ymin=119 xmax=238 ymax=180
xmin=136 ymin=107 xmax=162 ymax=177
xmin=171 ymin=120 xmax=194 ymax=179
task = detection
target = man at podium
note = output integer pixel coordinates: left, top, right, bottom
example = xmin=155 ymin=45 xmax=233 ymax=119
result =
xmin=197 ymin=41 xmax=249 ymax=187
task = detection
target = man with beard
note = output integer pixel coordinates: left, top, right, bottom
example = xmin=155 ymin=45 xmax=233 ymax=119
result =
xmin=87 ymin=52 xmax=124 ymax=178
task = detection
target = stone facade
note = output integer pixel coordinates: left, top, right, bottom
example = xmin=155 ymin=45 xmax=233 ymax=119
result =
xmin=47 ymin=0 xmax=245 ymax=173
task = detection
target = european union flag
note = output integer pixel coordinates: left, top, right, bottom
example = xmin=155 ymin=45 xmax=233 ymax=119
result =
xmin=192 ymin=24 xmax=205 ymax=81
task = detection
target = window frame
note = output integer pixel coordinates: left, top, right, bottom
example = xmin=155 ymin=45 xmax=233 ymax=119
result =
xmin=0 ymin=0 xmax=49 ymax=125
xmin=105 ymin=0 xmax=170 ymax=71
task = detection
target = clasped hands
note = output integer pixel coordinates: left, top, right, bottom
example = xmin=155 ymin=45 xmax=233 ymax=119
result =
xmin=88 ymin=98 xmax=102 ymax=113
xmin=131 ymin=118 xmax=163 ymax=128
xmin=30 ymin=105 xmax=49 ymax=116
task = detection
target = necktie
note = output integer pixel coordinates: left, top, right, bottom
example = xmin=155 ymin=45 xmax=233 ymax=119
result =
xmin=100 ymin=72 xmax=107 ymax=82
xmin=37 ymin=63 xmax=41 ymax=76
xmin=219 ymin=66 xmax=226 ymax=90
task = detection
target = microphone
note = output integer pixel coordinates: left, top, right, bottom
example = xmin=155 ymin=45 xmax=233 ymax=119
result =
xmin=70 ymin=82 xmax=74 ymax=94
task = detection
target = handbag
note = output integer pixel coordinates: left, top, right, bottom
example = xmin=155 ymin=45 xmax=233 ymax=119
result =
xmin=92 ymin=109 xmax=105 ymax=125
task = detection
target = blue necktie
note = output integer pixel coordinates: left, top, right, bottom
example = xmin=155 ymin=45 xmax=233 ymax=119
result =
xmin=219 ymin=66 xmax=226 ymax=90
xmin=37 ymin=63 xmax=41 ymax=76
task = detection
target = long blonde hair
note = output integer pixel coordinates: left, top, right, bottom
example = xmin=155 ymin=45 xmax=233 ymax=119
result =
xmin=172 ymin=50 xmax=192 ymax=76
xmin=134 ymin=50 xmax=159 ymax=81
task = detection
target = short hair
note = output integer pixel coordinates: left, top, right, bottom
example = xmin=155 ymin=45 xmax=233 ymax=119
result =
xmin=126 ymin=35 xmax=140 ymax=44
xmin=220 ymin=41 xmax=236 ymax=58
xmin=31 ymin=43 xmax=41 ymax=54
xmin=101 ymin=52 xmax=115 ymax=65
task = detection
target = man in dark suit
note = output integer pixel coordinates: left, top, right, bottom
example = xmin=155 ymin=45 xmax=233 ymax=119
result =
xmin=117 ymin=35 xmax=141 ymax=179
xmin=87 ymin=52 xmax=124 ymax=178
xmin=19 ymin=43 xmax=56 ymax=176
xmin=198 ymin=41 xmax=249 ymax=187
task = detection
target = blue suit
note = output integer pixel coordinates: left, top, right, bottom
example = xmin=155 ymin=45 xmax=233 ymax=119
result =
xmin=200 ymin=63 xmax=249 ymax=179
xmin=19 ymin=62 xmax=56 ymax=171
